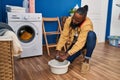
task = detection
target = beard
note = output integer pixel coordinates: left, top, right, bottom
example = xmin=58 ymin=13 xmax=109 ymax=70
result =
xmin=70 ymin=18 xmax=85 ymax=29
xmin=70 ymin=21 xmax=81 ymax=29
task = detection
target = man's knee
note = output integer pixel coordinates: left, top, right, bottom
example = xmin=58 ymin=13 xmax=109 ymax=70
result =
xmin=87 ymin=31 xmax=96 ymax=39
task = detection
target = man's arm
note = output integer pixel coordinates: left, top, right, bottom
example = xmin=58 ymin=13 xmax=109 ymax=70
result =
xmin=68 ymin=24 xmax=93 ymax=55
xmin=56 ymin=18 xmax=71 ymax=51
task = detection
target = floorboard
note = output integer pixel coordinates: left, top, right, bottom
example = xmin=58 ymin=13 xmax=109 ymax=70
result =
xmin=14 ymin=42 xmax=120 ymax=80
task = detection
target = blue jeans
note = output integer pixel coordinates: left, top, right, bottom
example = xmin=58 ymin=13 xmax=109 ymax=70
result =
xmin=67 ymin=31 xmax=96 ymax=63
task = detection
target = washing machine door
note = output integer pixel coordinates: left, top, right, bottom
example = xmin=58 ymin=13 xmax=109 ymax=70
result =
xmin=17 ymin=24 xmax=35 ymax=43
xmin=16 ymin=22 xmax=38 ymax=46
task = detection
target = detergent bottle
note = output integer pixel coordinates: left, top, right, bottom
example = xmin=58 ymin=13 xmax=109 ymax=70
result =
xmin=23 ymin=0 xmax=29 ymax=13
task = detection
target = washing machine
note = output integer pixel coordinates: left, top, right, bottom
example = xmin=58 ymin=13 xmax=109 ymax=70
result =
xmin=7 ymin=12 xmax=42 ymax=58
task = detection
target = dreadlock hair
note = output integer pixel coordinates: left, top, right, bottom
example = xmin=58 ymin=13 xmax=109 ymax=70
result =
xmin=76 ymin=5 xmax=88 ymax=17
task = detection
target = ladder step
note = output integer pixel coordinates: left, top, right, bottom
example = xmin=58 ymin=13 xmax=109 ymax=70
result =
xmin=46 ymin=32 xmax=60 ymax=35
xmin=48 ymin=44 xmax=57 ymax=47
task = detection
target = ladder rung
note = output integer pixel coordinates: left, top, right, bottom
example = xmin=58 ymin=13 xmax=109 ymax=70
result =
xmin=46 ymin=32 xmax=60 ymax=34
xmin=48 ymin=44 xmax=57 ymax=47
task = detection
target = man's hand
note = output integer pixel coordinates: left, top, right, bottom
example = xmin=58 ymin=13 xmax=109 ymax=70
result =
xmin=55 ymin=50 xmax=62 ymax=61
xmin=55 ymin=51 xmax=70 ymax=62
xmin=58 ymin=53 xmax=70 ymax=62
xmin=56 ymin=50 xmax=60 ymax=58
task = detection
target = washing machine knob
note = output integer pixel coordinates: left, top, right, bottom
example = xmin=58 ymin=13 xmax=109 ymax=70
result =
xmin=24 ymin=16 xmax=28 ymax=20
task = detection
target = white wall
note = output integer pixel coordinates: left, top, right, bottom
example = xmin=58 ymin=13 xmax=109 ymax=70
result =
xmin=110 ymin=0 xmax=120 ymax=36
xmin=81 ymin=0 xmax=108 ymax=42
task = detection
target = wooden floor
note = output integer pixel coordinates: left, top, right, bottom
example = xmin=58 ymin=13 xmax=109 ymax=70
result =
xmin=14 ymin=42 xmax=120 ymax=80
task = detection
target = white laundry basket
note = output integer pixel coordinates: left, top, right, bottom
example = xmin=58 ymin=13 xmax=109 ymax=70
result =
xmin=108 ymin=36 xmax=120 ymax=47
xmin=48 ymin=59 xmax=70 ymax=74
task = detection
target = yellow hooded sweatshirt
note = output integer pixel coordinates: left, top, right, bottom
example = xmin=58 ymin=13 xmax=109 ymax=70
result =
xmin=56 ymin=17 xmax=93 ymax=55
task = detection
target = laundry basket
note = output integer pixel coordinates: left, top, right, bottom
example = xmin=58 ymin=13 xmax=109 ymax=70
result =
xmin=108 ymin=36 xmax=120 ymax=47
xmin=0 ymin=38 xmax=14 ymax=80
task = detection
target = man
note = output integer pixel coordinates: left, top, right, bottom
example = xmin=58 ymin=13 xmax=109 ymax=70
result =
xmin=56 ymin=5 xmax=96 ymax=73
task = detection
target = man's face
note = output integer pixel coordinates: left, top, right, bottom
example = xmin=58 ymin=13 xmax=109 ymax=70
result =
xmin=70 ymin=12 xmax=85 ymax=29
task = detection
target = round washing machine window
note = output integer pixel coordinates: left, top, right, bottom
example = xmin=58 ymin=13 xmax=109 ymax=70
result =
xmin=17 ymin=25 xmax=35 ymax=43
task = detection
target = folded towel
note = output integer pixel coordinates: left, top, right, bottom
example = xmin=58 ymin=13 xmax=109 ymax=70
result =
xmin=0 ymin=29 xmax=8 ymax=36
xmin=0 ymin=22 xmax=14 ymax=32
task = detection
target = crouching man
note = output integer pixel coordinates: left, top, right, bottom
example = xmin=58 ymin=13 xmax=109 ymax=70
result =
xmin=56 ymin=5 xmax=97 ymax=74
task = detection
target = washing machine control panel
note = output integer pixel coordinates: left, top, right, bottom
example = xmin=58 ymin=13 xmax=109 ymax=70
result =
xmin=7 ymin=12 xmax=42 ymax=21
xmin=23 ymin=15 xmax=41 ymax=20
